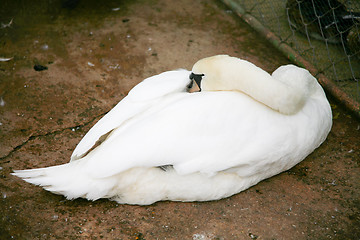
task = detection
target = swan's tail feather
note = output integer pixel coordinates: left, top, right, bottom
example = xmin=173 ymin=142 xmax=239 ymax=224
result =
xmin=12 ymin=163 xmax=116 ymax=201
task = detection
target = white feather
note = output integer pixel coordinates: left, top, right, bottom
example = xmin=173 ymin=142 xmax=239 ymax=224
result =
xmin=12 ymin=55 xmax=332 ymax=205
xmin=70 ymin=69 xmax=191 ymax=160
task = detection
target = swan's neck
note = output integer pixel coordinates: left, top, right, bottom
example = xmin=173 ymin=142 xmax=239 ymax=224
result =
xmin=201 ymin=59 xmax=306 ymax=115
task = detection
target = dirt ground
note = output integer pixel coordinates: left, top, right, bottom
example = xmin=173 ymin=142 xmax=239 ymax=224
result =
xmin=0 ymin=0 xmax=359 ymax=239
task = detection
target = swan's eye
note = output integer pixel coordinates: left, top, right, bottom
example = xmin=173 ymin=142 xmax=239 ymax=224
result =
xmin=187 ymin=80 xmax=194 ymax=89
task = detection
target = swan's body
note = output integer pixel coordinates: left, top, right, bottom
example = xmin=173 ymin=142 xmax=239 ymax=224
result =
xmin=13 ymin=55 xmax=332 ymax=205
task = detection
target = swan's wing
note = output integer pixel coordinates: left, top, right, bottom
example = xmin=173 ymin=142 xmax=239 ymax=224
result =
xmin=81 ymin=91 xmax=300 ymax=179
xmin=71 ymin=69 xmax=191 ymax=161
xmin=127 ymin=69 xmax=191 ymax=102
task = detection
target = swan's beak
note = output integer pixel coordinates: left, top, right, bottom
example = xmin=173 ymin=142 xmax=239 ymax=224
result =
xmin=188 ymin=80 xmax=200 ymax=93
xmin=188 ymin=73 xmax=204 ymax=93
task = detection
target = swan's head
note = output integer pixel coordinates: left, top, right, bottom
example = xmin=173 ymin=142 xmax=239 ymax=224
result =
xmin=189 ymin=55 xmax=233 ymax=92
xmin=189 ymin=55 xmax=272 ymax=92
xmin=189 ymin=55 xmax=326 ymax=115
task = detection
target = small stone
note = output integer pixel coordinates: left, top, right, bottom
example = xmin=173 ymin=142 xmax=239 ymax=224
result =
xmin=34 ymin=64 xmax=48 ymax=71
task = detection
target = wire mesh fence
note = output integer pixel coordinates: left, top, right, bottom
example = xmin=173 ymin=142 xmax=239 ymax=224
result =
xmin=222 ymin=0 xmax=360 ymax=110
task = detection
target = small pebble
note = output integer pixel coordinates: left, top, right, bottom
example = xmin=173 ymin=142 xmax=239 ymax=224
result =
xmin=34 ymin=64 xmax=48 ymax=71
xmin=0 ymin=97 xmax=5 ymax=107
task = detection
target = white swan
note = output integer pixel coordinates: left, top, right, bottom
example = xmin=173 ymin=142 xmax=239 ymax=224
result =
xmin=12 ymin=55 xmax=332 ymax=205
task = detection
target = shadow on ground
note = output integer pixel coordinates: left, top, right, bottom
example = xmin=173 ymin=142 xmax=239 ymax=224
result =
xmin=0 ymin=0 xmax=359 ymax=239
